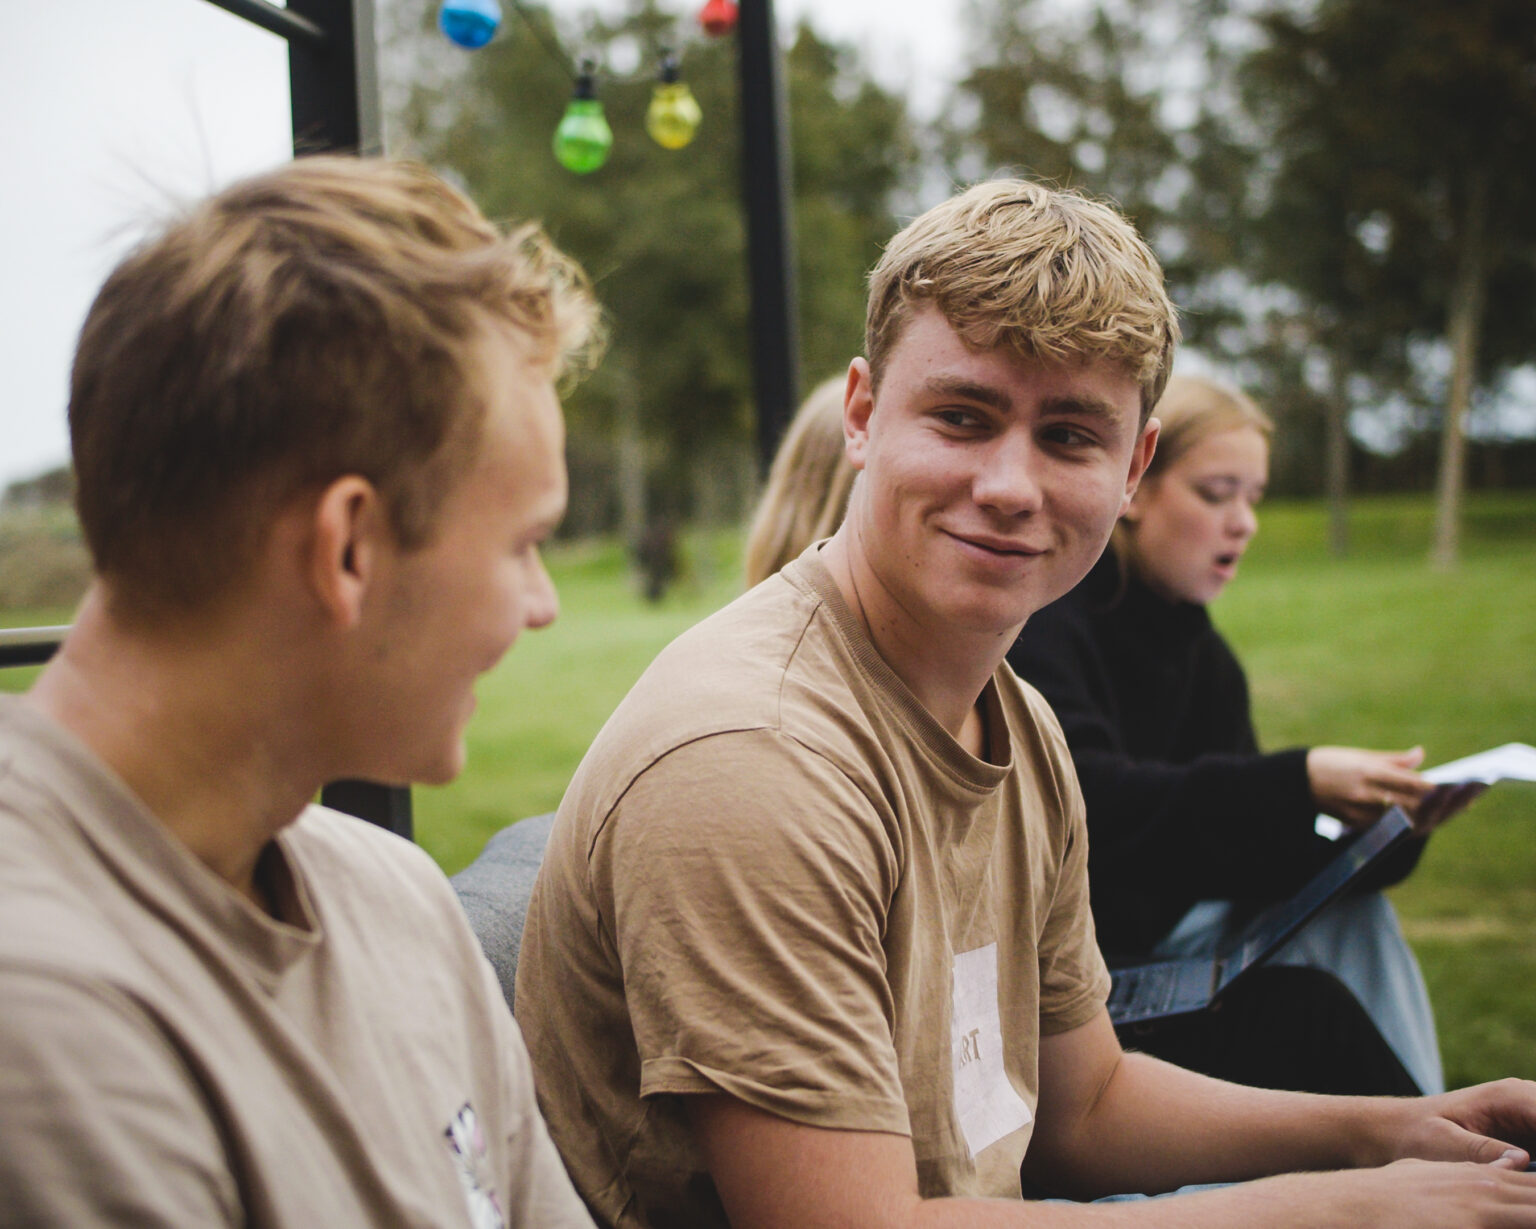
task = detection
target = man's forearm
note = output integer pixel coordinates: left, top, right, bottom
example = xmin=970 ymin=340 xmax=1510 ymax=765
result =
xmin=1025 ymin=1018 xmax=1390 ymax=1199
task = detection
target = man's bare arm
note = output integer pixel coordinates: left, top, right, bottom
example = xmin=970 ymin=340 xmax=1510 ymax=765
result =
xmin=1026 ymin=1009 xmax=1536 ymax=1199
xmin=686 ymin=1009 xmax=1536 ymax=1229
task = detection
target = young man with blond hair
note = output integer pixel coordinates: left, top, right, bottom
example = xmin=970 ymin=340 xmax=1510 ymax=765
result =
xmin=0 ymin=157 xmax=600 ymax=1227
xmin=516 ymin=179 xmax=1536 ymax=1227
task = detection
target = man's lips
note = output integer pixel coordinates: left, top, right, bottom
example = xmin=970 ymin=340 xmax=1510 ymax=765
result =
xmin=946 ymin=529 xmax=1047 ymax=558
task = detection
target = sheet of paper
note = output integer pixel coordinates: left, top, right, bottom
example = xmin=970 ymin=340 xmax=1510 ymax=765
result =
xmin=1315 ymin=741 xmax=1535 ymax=840
xmin=1421 ymin=742 xmax=1536 ymax=786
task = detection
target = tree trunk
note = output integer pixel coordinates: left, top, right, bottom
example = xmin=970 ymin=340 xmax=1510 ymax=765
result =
xmin=1325 ymin=347 xmax=1351 ymax=557
xmin=1430 ymin=169 xmax=1489 ymax=570
xmin=613 ymin=363 xmax=647 ymax=551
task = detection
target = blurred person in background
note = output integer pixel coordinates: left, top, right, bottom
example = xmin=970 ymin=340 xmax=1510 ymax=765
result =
xmin=1008 ymin=373 xmax=1477 ymax=1097
xmin=743 ymin=375 xmax=858 ymax=588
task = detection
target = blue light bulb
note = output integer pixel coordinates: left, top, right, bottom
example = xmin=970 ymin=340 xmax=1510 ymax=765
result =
xmin=439 ymin=0 xmax=502 ymax=50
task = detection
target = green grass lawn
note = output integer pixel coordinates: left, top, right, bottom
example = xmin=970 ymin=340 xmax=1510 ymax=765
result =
xmin=1215 ymin=491 xmax=1536 ymax=1088
xmin=4 ymin=492 xmax=1534 ymax=1086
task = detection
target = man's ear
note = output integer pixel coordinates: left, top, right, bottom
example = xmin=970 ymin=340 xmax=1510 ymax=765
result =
xmin=308 ymin=476 xmax=388 ymax=630
xmin=844 ymin=357 xmax=875 ymax=471
xmin=1119 ymin=417 xmax=1160 ymax=519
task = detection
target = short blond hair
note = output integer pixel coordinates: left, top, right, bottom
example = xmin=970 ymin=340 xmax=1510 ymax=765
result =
xmin=70 ymin=156 xmax=603 ymax=616
xmin=866 ymin=179 xmax=1179 ymax=416
xmin=743 ymin=376 xmax=855 ymax=587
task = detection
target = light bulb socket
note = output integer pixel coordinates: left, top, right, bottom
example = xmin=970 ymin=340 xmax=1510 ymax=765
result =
xmin=658 ymin=51 xmax=681 ymax=85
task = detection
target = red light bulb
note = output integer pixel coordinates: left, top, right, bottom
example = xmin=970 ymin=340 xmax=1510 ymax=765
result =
xmin=697 ymin=0 xmax=739 ymax=37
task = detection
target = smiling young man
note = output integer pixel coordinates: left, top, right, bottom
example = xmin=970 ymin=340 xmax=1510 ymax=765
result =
xmin=0 ymin=157 xmax=601 ymax=1227
xmin=515 ymin=179 xmax=1536 ymax=1228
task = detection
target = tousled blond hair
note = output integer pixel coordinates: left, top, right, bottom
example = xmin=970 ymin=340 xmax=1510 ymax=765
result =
xmin=70 ymin=156 xmax=603 ymax=617
xmin=866 ymin=179 xmax=1179 ymax=417
xmin=743 ymin=376 xmax=856 ymax=587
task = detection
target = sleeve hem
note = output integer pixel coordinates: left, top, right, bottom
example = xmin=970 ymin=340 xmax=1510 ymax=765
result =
xmin=639 ymin=1056 xmax=912 ymax=1136
xmin=1039 ymin=971 xmax=1112 ymax=1037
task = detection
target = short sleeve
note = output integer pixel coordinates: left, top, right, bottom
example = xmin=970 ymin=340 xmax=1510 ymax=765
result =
xmin=591 ymin=730 xmax=911 ymax=1135
xmin=1023 ymin=699 xmax=1112 ymax=1036
xmin=0 ymin=967 xmax=239 ymax=1228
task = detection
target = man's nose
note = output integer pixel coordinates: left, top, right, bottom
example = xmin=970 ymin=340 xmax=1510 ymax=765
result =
xmin=523 ymin=550 xmax=560 ymax=630
xmin=973 ymin=435 xmax=1043 ymax=516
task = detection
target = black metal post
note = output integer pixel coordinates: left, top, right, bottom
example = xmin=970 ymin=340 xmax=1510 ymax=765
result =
xmin=736 ymin=0 xmax=801 ymax=473
xmin=287 ymin=0 xmax=382 ymax=154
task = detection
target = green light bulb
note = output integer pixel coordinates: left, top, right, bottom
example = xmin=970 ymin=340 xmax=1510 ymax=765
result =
xmin=553 ymin=70 xmax=612 ymax=174
xmin=646 ymin=82 xmax=702 ymax=150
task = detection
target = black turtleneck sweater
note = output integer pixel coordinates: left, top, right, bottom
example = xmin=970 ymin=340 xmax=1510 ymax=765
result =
xmin=1007 ymin=549 xmax=1420 ymax=960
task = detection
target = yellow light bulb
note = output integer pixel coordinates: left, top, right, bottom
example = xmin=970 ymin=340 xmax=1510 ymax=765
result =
xmin=647 ymin=54 xmax=703 ymax=151
xmin=647 ymin=82 xmax=702 ymax=149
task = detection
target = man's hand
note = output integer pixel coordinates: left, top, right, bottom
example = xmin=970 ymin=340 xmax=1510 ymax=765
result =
xmin=1307 ymin=745 xmax=1433 ymax=827
xmin=1359 ymin=1078 xmax=1536 ymax=1170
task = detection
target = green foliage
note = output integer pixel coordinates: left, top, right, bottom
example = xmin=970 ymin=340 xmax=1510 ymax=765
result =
xmin=949 ymin=0 xmax=1536 ymax=502
xmin=0 ymin=506 xmax=90 ymax=612
xmin=390 ymin=2 xmax=918 ymax=534
xmin=1243 ymin=0 xmax=1536 ymax=377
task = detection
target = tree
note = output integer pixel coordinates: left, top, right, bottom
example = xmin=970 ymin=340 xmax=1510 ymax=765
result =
xmin=388 ymin=1 xmax=917 ymax=540
xmin=947 ymin=0 xmax=1351 ymax=499
xmin=1242 ymin=0 xmax=1536 ymax=565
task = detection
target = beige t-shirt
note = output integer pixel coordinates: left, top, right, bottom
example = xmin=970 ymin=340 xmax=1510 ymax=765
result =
xmin=0 ymin=696 xmax=593 ymax=1229
xmin=518 ymin=548 xmax=1110 ymax=1227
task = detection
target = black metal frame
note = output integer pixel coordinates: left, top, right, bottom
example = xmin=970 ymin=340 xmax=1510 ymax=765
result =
xmin=0 ymin=627 xmax=66 ymax=670
xmin=736 ymin=0 xmax=800 ymax=472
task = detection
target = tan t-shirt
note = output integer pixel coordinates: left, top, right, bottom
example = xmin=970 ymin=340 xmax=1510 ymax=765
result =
xmin=518 ymin=548 xmax=1110 ymax=1227
xmin=0 ymin=696 xmax=593 ymax=1229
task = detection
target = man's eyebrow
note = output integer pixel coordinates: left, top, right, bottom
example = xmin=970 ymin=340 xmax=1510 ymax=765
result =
xmin=919 ymin=376 xmax=1011 ymax=411
xmin=1037 ymin=395 xmax=1126 ymax=422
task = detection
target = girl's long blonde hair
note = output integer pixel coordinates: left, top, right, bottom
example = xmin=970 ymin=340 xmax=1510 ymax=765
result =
xmin=743 ymin=376 xmax=857 ymax=587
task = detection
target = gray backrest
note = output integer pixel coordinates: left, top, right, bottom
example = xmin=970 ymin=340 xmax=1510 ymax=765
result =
xmin=450 ymin=812 xmax=557 ymax=1014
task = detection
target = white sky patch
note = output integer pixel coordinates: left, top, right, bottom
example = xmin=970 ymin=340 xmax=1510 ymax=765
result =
xmin=1 ymin=0 xmax=292 ymax=490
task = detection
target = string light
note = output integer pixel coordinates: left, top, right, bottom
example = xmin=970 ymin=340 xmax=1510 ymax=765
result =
xmin=646 ymin=53 xmax=703 ymax=150
xmin=440 ymin=1 xmax=729 ymax=170
xmin=697 ymin=0 xmax=739 ymax=37
xmin=553 ymin=62 xmax=614 ymax=174
xmin=438 ymin=0 xmax=502 ymax=49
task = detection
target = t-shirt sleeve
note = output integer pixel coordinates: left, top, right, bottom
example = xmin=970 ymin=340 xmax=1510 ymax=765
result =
xmin=1019 ymin=692 xmax=1112 ymax=1036
xmin=0 ymin=967 xmax=240 ymax=1228
xmin=591 ymin=730 xmax=911 ymax=1136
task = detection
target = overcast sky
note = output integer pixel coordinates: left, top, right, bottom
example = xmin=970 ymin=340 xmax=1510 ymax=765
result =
xmin=0 ymin=0 xmax=966 ymax=491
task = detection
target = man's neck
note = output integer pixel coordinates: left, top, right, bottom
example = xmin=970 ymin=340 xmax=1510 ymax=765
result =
xmin=819 ymin=531 xmax=1015 ymax=750
xmin=26 ymin=586 xmax=320 ymax=913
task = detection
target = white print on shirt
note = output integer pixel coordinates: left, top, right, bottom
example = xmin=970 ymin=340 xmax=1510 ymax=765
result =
xmin=951 ymin=943 xmax=1032 ymax=1158
xmin=444 ymin=1102 xmax=506 ymax=1229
